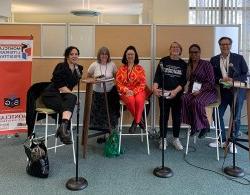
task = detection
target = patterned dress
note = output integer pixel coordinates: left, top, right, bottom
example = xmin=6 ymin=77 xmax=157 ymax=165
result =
xmin=116 ymin=64 xmax=151 ymax=123
xmin=182 ymin=59 xmax=217 ymax=133
xmin=116 ymin=64 xmax=147 ymax=96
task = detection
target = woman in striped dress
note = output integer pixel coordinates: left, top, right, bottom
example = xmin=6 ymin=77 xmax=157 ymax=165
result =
xmin=182 ymin=44 xmax=217 ymax=138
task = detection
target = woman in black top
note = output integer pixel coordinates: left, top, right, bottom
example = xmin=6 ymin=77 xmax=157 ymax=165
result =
xmin=153 ymin=42 xmax=187 ymax=151
xmin=42 ymin=46 xmax=83 ymax=144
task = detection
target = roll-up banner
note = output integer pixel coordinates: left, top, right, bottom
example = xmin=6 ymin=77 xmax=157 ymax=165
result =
xmin=0 ymin=36 xmax=33 ymax=135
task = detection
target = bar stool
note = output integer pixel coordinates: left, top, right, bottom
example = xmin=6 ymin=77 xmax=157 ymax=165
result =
xmin=185 ymin=101 xmax=222 ymax=161
xmin=118 ymin=100 xmax=150 ymax=155
xmin=33 ymin=97 xmax=76 ymax=164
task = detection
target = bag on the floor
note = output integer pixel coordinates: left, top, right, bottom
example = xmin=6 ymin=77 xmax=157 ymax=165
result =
xmin=24 ymin=137 xmax=49 ymax=178
xmin=104 ymin=131 xmax=121 ymax=158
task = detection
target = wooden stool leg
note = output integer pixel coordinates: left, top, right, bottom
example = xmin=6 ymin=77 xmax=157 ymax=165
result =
xmin=82 ymin=83 xmax=93 ymax=158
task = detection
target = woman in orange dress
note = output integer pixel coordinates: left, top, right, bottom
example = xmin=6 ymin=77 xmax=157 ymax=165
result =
xmin=116 ymin=45 xmax=150 ymax=133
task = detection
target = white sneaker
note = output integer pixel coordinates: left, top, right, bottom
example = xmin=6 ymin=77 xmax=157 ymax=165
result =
xmin=208 ymin=141 xmax=225 ymax=148
xmin=172 ymin=138 xmax=183 ymax=150
xmin=229 ymin=142 xmax=238 ymax=154
xmin=159 ymin=138 xmax=167 ymax=150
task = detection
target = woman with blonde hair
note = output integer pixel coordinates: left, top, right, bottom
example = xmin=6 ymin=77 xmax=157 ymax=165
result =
xmin=88 ymin=46 xmax=120 ymax=131
xmin=153 ymin=42 xmax=187 ymax=150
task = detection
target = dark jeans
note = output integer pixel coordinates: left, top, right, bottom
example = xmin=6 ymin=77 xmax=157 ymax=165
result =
xmin=158 ymin=95 xmax=181 ymax=138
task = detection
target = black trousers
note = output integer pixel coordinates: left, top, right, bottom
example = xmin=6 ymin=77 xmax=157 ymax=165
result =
xmin=42 ymin=92 xmax=77 ymax=114
xmin=158 ymin=95 xmax=181 ymax=138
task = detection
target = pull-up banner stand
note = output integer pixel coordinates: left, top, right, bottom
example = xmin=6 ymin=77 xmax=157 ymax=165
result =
xmin=0 ymin=36 xmax=33 ymax=135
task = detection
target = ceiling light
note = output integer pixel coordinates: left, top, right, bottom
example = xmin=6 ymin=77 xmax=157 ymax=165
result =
xmin=70 ymin=0 xmax=101 ymax=16
xmin=71 ymin=9 xmax=100 ymax=16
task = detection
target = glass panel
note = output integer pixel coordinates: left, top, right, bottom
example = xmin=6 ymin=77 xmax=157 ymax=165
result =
xmin=140 ymin=59 xmax=152 ymax=86
xmin=69 ymin=25 xmax=94 ymax=57
xmin=42 ymin=25 xmax=66 ymax=57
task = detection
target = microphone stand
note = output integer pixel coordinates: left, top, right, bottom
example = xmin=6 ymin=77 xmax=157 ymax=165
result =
xmin=66 ymin=76 xmax=88 ymax=190
xmin=153 ymin=62 xmax=173 ymax=178
xmin=223 ymin=71 xmax=245 ymax=177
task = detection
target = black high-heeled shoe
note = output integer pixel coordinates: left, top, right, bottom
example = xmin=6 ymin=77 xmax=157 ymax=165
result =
xmin=55 ymin=121 xmax=72 ymax=145
xmin=138 ymin=119 xmax=145 ymax=130
xmin=190 ymin=130 xmax=197 ymax=137
xmin=128 ymin=121 xmax=137 ymax=134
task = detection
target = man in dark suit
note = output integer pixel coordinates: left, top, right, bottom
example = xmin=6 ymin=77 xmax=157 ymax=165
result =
xmin=209 ymin=37 xmax=248 ymax=154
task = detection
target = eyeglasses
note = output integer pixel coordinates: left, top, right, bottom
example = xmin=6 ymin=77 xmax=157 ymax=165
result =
xmin=219 ymin=43 xmax=231 ymax=46
xmin=189 ymin=51 xmax=200 ymax=54
xmin=170 ymin=46 xmax=180 ymax=49
xmin=126 ymin=53 xmax=135 ymax=56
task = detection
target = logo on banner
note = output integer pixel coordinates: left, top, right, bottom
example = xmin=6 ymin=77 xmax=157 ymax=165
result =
xmin=0 ymin=41 xmax=32 ymax=61
xmin=4 ymin=96 xmax=20 ymax=108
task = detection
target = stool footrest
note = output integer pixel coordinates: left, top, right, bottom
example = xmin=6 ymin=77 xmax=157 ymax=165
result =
xmin=205 ymin=136 xmax=219 ymax=140
xmin=48 ymin=144 xmax=65 ymax=150
xmin=120 ymin=133 xmax=148 ymax=136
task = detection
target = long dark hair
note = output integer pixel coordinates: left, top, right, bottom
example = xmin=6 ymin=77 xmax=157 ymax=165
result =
xmin=64 ymin=46 xmax=80 ymax=63
xmin=121 ymin=45 xmax=139 ymax=65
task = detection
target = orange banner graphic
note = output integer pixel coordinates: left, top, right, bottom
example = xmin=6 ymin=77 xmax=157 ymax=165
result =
xmin=0 ymin=36 xmax=33 ymax=135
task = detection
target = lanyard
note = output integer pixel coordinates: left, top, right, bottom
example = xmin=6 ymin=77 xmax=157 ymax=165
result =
xmin=99 ymin=63 xmax=107 ymax=77
xmin=221 ymin=56 xmax=229 ymax=73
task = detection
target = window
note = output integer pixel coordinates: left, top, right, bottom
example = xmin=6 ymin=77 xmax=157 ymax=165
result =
xmin=189 ymin=0 xmax=242 ymax=25
xmin=189 ymin=0 xmax=250 ymax=67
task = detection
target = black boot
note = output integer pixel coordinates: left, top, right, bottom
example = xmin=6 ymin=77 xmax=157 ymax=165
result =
xmin=129 ymin=120 xmax=137 ymax=134
xmin=55 ymin=119 xmax=72 ymax=144
xmin=198 ymin=127 xmax=210 ymax=139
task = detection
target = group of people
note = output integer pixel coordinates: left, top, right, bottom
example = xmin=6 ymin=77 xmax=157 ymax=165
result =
xmin=153 ymin=42 xmax=217 ymax=151
xmin=40 ymin=36 xmax=248 ymax=155
xmin=152 ymin=37 xmax=248 ymax=153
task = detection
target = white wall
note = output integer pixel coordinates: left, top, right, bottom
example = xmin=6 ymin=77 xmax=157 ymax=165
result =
xmin=12 ymin=0 xmax=188 ymax=25
xmin=152 ymin=0 xmax=188 ymax=24
xmin=0 ymin=0 xmax=11 ymax=17
xmin=13 ymin=13 xmax=139 ymax=24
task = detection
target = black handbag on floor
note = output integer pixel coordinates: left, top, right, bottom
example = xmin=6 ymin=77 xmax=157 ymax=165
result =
xmin=24 ymin=137 xmax=49 ymax=178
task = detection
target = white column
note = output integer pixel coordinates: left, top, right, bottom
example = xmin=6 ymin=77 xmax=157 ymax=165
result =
xmin=141 ymin=0 xmax=153 ymax=24
xmin=242 ymin=1 xmax=250 ymax=66
xmin=0 ymin=0 xmax=11 ymax=22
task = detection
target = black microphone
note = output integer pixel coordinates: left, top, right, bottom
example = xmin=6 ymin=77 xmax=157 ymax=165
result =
xmin=74 ymin=64 xmax=82 ymax=79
